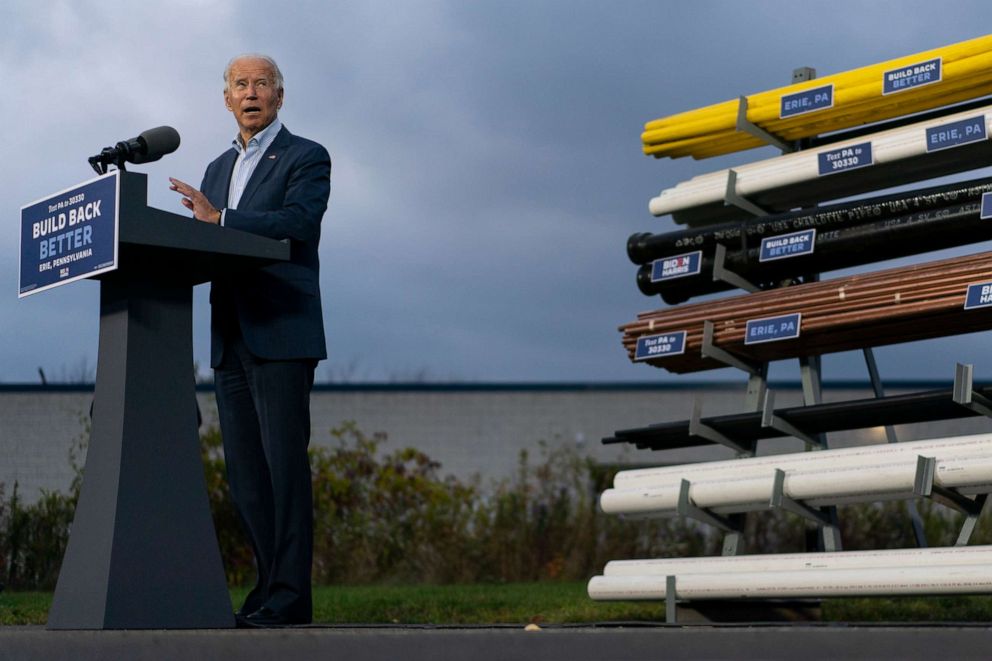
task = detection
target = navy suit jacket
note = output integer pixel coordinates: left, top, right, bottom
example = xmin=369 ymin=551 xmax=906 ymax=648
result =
xmin=199 ymin=125 xmax=331 ymax=367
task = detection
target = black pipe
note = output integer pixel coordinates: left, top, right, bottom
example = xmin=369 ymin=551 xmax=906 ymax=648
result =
xmin=603 ymin=386 xmax=992 ymax=450
xmin=637 ymin=201 xmax=990 ymax=303
xmin=628 ymin=176 xmax=992 ymax=265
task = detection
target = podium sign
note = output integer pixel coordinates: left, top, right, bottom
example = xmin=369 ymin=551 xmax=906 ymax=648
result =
xmin=19 ymin=171 xmax=119 ymax=297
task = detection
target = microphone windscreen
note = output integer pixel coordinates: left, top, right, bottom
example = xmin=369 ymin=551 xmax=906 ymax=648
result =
xmin=132 ymin=126 xmax=181 ymax=163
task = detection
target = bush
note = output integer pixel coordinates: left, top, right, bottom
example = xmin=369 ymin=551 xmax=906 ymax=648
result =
xmin=0 ymin=424 xmax=85 ymax=591
xmin=200 ymin=422 xmax=714 ymax=585
xmin=0 ymin=484 xmax=77 ymax=591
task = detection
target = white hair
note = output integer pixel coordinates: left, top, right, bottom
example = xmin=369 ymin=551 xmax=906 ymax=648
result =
xmin=224 ymin=53 xmax=284 ymax=91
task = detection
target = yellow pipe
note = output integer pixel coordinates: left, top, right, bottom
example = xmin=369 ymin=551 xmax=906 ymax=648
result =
xmin=647 ymin=74 xmax=992 ymax=158
xmin=642 ymin=34 xmax=992 ymax=159
xmin=642 ymin=57 xmax=992 ymax=147
xmin=643 ymin=33 xmax=992 ymax=130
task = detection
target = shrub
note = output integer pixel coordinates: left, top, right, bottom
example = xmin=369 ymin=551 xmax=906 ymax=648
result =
xmin=0 ymin=484 xmax=76 ymax=590
xmin=205 ymin=423 xmax=714 ymax=585
xmin=0 ymin=422 xmax=85 ymax=591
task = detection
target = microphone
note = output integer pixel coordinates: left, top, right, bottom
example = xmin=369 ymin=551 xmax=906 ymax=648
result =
xmin=88 ymin=126 xmax=181 ymax=174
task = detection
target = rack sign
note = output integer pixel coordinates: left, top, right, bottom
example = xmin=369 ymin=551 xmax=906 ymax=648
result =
xmin=634 ymin=331 xmax=687 ymax=361
xmin=883 ymin=57 xmax=941 ymax=95
xmin=19 ymin=171 xmax=120 ymax=298
xmin=982 ymin=193 xmax=992 ymax=220
xmin=651 ymin=251 xmax=702 ymax=282
xmin=780 ymin=84 xmax=833 ymax=119
xmin=817 ymin=142 xmax=873 ymax=176
xmin=744 ymin=313 xmax=801 ymax=345
xmin=759 ymin=229 xmax=816 ymax=262
xmin=964 ymin=283 xmax=992 ymax=310
xmin=926 ymin=116 xmax=987 ymax=152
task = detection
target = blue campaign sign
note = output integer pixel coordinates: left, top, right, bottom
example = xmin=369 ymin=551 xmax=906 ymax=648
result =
xmin=964 ymin=282 xmax=992 ymax=310
xmin=925 ymin=115 xmax=987 ymax=153
xmin=982 ymin=192 xmax=992 ymax=220
xmin=744 ymin=313 xmax=802 ymax=345
xmin=817 ymin=142 xmax=873 ymax=176
xmin=634 ymin=331 xmax=687 ymax=361
xmin=650 ymin=251 xmax=702 ymax=282
xmin=19 ymin=171 xmax=119 ymax=298
xmin=779 ymin=84 xmax=833 ymax=119
xmin=883 ymin=57 xmax=941 ymax=95
xmin=759 ymin=229 xmax=816 ymax=262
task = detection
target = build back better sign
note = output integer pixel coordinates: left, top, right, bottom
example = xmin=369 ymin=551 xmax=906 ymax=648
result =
xmin=19 ymin=171 xmax=119 ymax=297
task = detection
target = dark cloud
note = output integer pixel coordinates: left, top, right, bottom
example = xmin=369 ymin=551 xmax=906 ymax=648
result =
xmin=4 ymin=1 xmax=992 ymax=383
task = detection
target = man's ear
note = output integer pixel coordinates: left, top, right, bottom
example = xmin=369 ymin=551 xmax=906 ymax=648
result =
xmin=224 ymin=89 xmax=233 ymax=111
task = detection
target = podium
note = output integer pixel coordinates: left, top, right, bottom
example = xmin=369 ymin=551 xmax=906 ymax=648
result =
xmin=45 ymin=172 xmax=289 ymax=629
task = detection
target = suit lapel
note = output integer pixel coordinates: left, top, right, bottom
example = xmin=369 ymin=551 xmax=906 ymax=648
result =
xmin=236 ymin=126 xmax=291 ymax=210
xmin=204 ymin=149 xmax=237 ymax=207
xmin=219 ymin=150 xmax=238 ymax=201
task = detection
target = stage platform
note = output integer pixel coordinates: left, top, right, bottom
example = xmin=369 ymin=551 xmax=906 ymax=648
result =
xmin=1 ymin=623 xmax=990 ymax=660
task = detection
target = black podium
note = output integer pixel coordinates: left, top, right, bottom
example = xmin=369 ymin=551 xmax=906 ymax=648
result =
xmin=46 ymin=172 xmax=289 ymax=629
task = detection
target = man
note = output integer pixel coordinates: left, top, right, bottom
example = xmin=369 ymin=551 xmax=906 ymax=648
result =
xmin=170 ymin=54 xmax=331 ymax=627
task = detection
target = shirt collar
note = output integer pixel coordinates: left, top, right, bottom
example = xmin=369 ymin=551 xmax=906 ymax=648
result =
xmin=232 ymin=118 xmax=282 ymax=154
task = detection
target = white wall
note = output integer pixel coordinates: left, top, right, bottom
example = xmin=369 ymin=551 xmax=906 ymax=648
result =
xmin=3 ymin=382 xmax=990 ymax=503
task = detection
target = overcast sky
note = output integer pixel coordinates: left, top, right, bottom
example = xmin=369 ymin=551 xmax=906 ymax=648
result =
xmin=4 ymin=1 xmax=992 ymax=384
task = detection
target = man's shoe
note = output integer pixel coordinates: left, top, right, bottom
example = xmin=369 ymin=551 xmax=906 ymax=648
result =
xmin=235 ymin=588 xmax=266 ymax=618
xmin=235 ymin=605 xmax=261 ymax=619
xmin=242 ymin=606 xmax=308 ymax=628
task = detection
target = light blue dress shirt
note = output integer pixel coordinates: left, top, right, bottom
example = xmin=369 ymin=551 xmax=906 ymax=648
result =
xmin=220 ymin=117 xmax=282 ymax=225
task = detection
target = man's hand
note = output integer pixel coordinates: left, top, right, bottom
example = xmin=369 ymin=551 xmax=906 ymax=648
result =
xmin=169 ymin=178 xmax=222 ymax=224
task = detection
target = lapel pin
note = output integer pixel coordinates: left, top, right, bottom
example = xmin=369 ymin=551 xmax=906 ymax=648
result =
xmin=268 ymin=154 xmax=278 ymax=160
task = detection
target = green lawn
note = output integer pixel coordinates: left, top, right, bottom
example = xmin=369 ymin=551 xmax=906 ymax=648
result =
xmin=4 ymin=584 xmax=992 ymax=626
xmin=0 ymin=583 xmax=665 ymax=626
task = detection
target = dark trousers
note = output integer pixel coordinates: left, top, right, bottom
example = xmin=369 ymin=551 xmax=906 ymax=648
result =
xmin=215 ymin=332 xmax=316 ymax=621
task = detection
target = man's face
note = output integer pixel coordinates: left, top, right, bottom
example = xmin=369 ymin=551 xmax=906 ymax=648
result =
xmin=224 ymin=58 xmax=283 ymax=141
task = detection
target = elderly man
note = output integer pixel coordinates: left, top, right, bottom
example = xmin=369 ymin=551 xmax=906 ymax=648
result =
xmin=170 ymin=54 xmax=331 ymax=627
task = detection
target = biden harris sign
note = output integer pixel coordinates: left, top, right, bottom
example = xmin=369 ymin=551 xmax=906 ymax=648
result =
xmin=19 ymin=171 xmax=119 ymax=297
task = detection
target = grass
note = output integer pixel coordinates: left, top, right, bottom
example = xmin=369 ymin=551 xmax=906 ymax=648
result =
xmin=823 ymin=595 xmax=992 ymax=623
xmin=0 ymin=592 xmax=50 ymax=626
xmin=231 ymin=582 xmax=667 ymax=625
xmin=0 ymin=583 xmax=664 ymax=626
xmin=3 ymin=584 xmax=992 ymax=626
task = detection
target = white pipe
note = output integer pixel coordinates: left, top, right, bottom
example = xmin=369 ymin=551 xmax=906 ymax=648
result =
xmin=613 ymin=433 xmax=992 ymax=491
xmin=603 ymin=545 xmax=992 ymax=577
xmin=587 ymin=565 xmax=992 ymax=600
xmin=600 ymin=454 xmax=992 ymax=517
xmin=647 ymin=104 xmax=992 ymax=217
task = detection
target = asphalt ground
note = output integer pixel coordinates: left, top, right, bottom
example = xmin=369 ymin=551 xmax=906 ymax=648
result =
xmin=1 ymin=623 xmax=991 ymax=661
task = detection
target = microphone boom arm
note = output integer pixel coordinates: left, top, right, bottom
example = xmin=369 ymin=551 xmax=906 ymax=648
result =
xmin=87 ymin=126 xmax=181 ymax=175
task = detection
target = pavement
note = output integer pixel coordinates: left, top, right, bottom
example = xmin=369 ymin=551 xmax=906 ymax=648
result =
xmin=2 ymin=623 xmax=992 ymax=661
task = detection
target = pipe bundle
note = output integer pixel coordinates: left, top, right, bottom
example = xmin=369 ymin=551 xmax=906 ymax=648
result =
xmin=631 ymin=177 xmax=992 ymax=303
xmin=603 ymin=386 xmax=992 ymax=452
xmin=648 ymin=104 xmax=992 ymax=225
xmin=612 ymin=432 xmax=992 ymax=490
xmin=590 ymin=547 xmax=992 ymax=600
xmin=588 ymin=565 xmax=992 ymax=600
xmin=641 ymin=34 xmax=992 ymax=160
xmin=631 ymin=176 xmax=992 ymax=263
xmin=603 ymin=454 xmax=991 ymax=515
xmin=601 ymin=544 xmax=992 ymax=577
xmin=621 ymin=251 xmax=992 ymax=374
xmin=601 ymin=433 xmax=992 ymax=517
